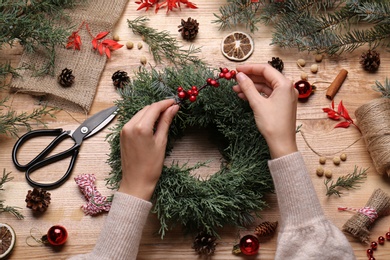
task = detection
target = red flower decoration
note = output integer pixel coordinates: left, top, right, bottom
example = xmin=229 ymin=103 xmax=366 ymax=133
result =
xmin=136 ymin=0 xmax=197 ymax=13
xmin=322 ymin=100 xmax=360 ymax=131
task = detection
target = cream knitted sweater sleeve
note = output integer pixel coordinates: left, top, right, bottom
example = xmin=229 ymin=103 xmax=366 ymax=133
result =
xmin=268 ymin=152 xmax=356 ymax=260
xmin=68 ymin=192 xmax=152 ymax=260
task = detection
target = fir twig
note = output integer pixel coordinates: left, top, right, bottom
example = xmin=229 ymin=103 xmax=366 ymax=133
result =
xmin=372 ymin=78 xmax=390 ymax=98
xmin=325 ymin=166 xmax=368 ymax=197
xmin=0 ymin=169 xmax=24 ymax=219
xmin=0 ymin=100 xmax=59 ymax=138
xmin=127 ymin=17 xmax=204 ymax=66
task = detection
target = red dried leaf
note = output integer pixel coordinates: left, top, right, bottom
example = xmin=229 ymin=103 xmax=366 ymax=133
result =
xmin=66 ymin=31 xmax=82 ymax=50
xmin=105 ymin=47 xmax=111 ymax=59
xmin=92 ymin=38 xmax=98 ymax=49
xmin=94 ymin=31 xmax=109 ymax=40
xmin=136 ymin=0 xmax=197 ymax=13
xmin=322 ymin=108 xmax=332 ymax=113
xmin=98 ymin=43 xmax=104 ymax=55
xmin=334 ymin=121 xmax=352 ymax=128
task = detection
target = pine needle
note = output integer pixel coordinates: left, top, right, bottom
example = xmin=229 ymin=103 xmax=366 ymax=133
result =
xmin=372 ymin=78 xmax=390 ymax=98
xmin=0 ymin=169 xmax=24 ymax=219
xmin=325 ymin=166 xmax=368 ymax=197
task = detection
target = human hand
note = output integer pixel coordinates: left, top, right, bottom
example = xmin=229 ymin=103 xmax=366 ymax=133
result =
xmin=118 ymin=99 xmax=179 ymax=200
xmin=233 ymin=64 xmax=298 ymax=159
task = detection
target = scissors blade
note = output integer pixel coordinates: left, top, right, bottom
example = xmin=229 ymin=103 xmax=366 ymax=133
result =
xmin=72 ymin=106 xmax=118 ymax=144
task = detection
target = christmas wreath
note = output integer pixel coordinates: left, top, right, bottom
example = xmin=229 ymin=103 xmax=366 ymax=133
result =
xmin=106 ymin=64 xmax=273 ymax=237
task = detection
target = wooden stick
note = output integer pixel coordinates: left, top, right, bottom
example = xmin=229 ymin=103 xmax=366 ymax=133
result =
xmin=326 ymin=69 xmax=348 ymax=100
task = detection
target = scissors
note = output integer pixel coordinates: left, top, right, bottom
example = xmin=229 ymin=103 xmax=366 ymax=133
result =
xmin=12 ymin=106 xmax=118 ymax=189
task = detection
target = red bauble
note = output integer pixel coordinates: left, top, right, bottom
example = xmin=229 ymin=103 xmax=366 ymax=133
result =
xmin=386 ymin=232 xmax=390 ymax=240
xmin=47 ymin=225 xmax=68 ymax=246
xmin=294 ymin=80 xmax=312 ymax=99
xmin=378 ymin=236 xmax=385 ymax=245
xmin=371 ymin=241 xmax=378 ymax=250
xmin=239 ymin=235 xmax=259 ymax=256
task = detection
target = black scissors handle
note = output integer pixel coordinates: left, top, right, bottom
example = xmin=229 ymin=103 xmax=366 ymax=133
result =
xmin=12 ymin=128 xmax=80 ymax=189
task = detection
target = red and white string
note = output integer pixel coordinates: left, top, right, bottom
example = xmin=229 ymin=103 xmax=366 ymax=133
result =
xmin=338 ymin=206 xmax=378 ymax=222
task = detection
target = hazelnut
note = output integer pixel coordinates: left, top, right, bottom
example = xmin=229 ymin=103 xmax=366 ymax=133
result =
xmin=140 ymin=56 xmax=147 ymax=65
xmin=137 ymin=42 xmax=143 ymax=50
xmin=324 ymin=169 xmax=332 ymax=179
xmin=301 ymin=72 xmax=308 ymax=81
xmin=113 ymin=34 xmax=120 ymax=41
xmin=340 ymin=153 xmax=347 ymax=161
xmin=333 ymin=156 xmax=341 ymax=165
xmin=319 ymin=157 xmax=326 ymax=165
xmin=126 ymin=41 xmax=134 ymax=49
xmin=316 ymin=166 xmax=324 ymax=177
xmin=310 ymin=64 xmax=318 ymax=73
xmin=315 ymin=54 xmax=323 ymax=62
xmin=297 ymin=58 xmax=306 ymax=67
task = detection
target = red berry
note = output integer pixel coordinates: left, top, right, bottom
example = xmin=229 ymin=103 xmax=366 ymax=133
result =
xmin=191 ymin=86 xmax=198 ymax=91
xmin=187 ymin=89 xmax=193 ymax=96
xmin=206 ymin=78 xmax=212 ymax=84
xmin=224 ymin=72 xmax=232 ymax=80
xmin=189 ymin=95 xmax=197 ymax=102
xmin=230 ymin=70 xmax=236 ymax=76
xmin=219 ymin=72 xmax=225 ymax=78
xmin=371 ymin=241 xmax=378 ymax=250
xmin=210 ymin=79 xmax=217 ymax=86
xmin=177 ymin=86 xmax=183 ymax=92
xmin=221 ymin=68 xmax=229 ymax=74
xmin=192 ymin=90 xmax=199 ymax=96
xmin=386 ymin=232 xmax=390 ymax=240
xmin=178 ymin=91 xmax=186 ymax=99
xmin=367 ymin=248 xmax=373 ymax=256
xmin=378 ymin=236 xmax=385 ymax=245
xmin=214 ymin=81 xmax=220 ymax=88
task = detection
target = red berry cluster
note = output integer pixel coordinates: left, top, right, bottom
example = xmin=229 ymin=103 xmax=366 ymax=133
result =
xmin=366 ymin=228 xmax=390 ymax=260
xmin=176 ymin=68 xmax=236 ymax=103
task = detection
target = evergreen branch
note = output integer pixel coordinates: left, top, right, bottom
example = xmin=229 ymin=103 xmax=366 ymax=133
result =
xmin=325 ymin=166 xmax=368 ymax=197
xmin=0 ymin=169 xmax=24 ymax=219
xmin=0 ymin=0 xmax=82 ymax=75
xmin=0 ymin=102 xmax=59 ymax=138
xmin=372 ymin=78 xmax=390 ymax=98
xmin=127 ymin=17 xmax=204 ymax=66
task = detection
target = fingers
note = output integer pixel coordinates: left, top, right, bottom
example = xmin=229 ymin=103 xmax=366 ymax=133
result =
xmin=234 ymin=72 xmax=263 ymax=106
xmin=236 ymin=63 xmax=288 ymax=89
xmin=232 ymin=82 xmax=273 ymax=97
xmin=154 ymin=104 xmax=179 ymax=141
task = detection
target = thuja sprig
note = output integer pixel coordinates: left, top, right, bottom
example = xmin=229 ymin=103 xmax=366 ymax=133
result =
xmin=372 ymin=78 xmax=390 ymax=99
xmin=325 ymin=166 xmax=368 ymax=197
xmin=176 ymin=68 xmax=236 ymax=103
xmin=0 ymin=169 xmax=24 ymax=219
xmin=127 ymin=16 xmax=203 ymax=66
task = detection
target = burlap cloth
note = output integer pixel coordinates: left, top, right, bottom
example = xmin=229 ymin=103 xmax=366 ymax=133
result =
xmin=11 ymin=0 xmax=128 ymax=114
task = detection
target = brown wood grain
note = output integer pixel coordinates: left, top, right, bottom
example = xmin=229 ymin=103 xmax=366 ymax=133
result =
xmin=0 ymin=1 xmax=389 ymax=259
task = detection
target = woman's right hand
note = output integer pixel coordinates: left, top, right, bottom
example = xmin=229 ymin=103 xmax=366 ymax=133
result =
xmin=232 ymin=64 xmax=298 ymax=159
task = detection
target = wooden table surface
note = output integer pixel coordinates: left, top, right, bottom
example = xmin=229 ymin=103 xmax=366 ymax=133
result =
xmin=1 ymin=1 xmax=389 ymax=259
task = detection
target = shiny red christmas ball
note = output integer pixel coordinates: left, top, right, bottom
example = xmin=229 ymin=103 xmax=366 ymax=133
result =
xmin=47 ymin=225 xmax=68 ymax=246
xmin=239 ymin=235 xmax=259 ymax=256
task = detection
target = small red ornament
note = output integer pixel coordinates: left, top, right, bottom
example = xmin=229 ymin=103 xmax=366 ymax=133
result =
xmin=294 ymin=80 xmax=312 ymax=99
xmin=45 ymin=225 xmax=68 ymax=246
xmin=239 ymin=235 xmax=259 ymax=256
xmin=378 ymin=236 xmax=385 ymax=244
xmin=371 ymin=241 xmax=378 ymax=250
xmin=367 ymin=248 xmax=374 ymax=257
xmin=386 ymin=232 xmax=390 ymax=240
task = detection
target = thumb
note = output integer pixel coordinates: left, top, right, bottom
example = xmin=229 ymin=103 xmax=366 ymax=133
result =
xmin=235 ymin=72 xmax=262 ymax=106
xmin=155 ymin=104 xmax=179 ymax=139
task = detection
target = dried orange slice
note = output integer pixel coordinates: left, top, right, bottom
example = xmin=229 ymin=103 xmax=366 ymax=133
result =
xmin=0 ymin=223 xmax=16 ymax=259
xmin=221 ymin=31 xmax=254 ymax=61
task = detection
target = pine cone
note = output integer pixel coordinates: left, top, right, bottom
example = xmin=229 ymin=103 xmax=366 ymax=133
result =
xmin=178 ymin=17 xmax=199 ymax=41
xmin=268 ymin=57 xmax=284 ymax=72
xmin=360 ymin=50 xmax=380 ymax=72
xmin=112 ymin=70 xmax=130 ymax=89
xmin=192 ymin=231 xmax=217 ymax=256
xmin=254 ymin=221 xmax=278 ymax=237
xmin=25 ymin=188 xmax=51 ymax=212
xmin=58 ymin=68 xmax=75 ymax=87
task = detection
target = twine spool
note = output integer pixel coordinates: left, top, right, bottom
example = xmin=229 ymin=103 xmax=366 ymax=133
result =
xmin=355 ymin=98 xmax=390 ymax=176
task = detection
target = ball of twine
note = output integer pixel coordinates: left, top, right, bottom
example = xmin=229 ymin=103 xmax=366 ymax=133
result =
xmin=355 ymin=98 xmax=390 ymax=176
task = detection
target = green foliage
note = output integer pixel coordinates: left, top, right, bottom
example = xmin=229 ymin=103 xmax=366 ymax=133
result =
xmin=214 ymin=0 xmax=390 ymax=54
xmin=0 ymin=169 xmax=24 ymax=219
xmin=372 ymin=78 xmax=390 ymax=98
xmin=325 ymin=166 xmax=368 ymax=197
xmin=106 ymin=64 xmax=273 ymax=237
xmin=0 ymin=0 xmax=81 ymax=75
xmin=127 ymin=16 xmax=204 ymax=66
